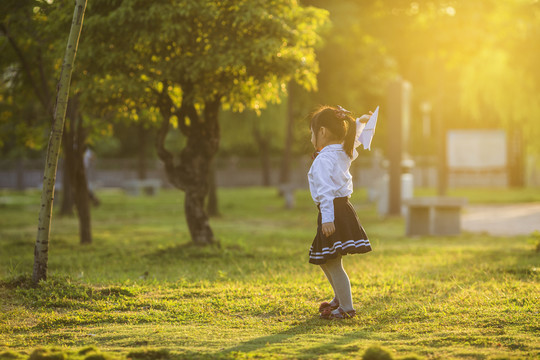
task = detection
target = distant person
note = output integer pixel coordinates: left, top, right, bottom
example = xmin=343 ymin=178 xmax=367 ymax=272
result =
xmin=307 ymin=105 xmax=373 ymax=319
xmin=83 ymin=147 xmax=100 ymax=206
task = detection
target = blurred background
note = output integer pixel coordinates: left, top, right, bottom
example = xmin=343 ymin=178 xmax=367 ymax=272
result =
xmin=1 ymin=0 xmax=539 ymax=200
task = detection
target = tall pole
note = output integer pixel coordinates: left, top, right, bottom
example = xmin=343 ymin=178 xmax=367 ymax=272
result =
xmin=436 ymin=75 xmax=447 ymax=197
xmin=33 ymin=0 xmax=87 ymax=284
xmin=280 ymin=81 xmax=295 ymax=186
xmin=387 ymin=79 xmax=411 ymax=216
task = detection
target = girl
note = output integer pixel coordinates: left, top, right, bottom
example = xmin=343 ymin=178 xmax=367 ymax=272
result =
xmin=307 ymin=105 xmax=373 ymax=320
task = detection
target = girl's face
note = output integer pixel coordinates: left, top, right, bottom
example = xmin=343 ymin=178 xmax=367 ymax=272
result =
xmin=310 ymin=127 xmax=318 ymax=149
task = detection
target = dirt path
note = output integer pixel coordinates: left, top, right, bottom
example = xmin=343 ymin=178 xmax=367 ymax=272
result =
xmin=462 ymin=202 xmax=540 ymax=236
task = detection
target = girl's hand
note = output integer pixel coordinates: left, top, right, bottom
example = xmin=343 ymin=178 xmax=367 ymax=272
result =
xmin=321 ymin=222 xmax=335 ymax=237
xmin=358 ymin=111 xmax=374 ymax=124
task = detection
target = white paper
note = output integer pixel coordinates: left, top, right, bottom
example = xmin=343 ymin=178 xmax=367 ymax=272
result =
xmin=357 ymin=106 xmax=379 ymax=151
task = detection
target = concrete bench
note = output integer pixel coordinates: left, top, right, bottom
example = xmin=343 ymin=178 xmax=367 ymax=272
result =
xmin=123 ymin=179 xmax=162 ymax=196
xmin=403 ymin=197 xmax=467 ymax=236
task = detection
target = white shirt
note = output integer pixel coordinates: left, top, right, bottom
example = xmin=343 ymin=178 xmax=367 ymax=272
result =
xmin=308 ymin=120 xmax=366 ymax=224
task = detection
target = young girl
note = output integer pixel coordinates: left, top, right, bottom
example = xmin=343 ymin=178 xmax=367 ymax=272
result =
xmin=307 ymin=105 xmax=373 ymax=320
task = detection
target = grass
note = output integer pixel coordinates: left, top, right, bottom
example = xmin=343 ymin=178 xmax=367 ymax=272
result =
xmin=414 ymin=187 xmax=540 ymax=203
xmin=0 ymin=187 xmax=539 ymax=360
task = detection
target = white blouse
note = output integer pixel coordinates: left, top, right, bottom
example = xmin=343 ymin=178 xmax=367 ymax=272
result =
xmin=307 ymin=120 xmax=366 ymax=224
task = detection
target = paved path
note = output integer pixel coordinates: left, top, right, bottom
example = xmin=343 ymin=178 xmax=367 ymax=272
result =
xmin=462 ymin=202 xmax=540 ymax=236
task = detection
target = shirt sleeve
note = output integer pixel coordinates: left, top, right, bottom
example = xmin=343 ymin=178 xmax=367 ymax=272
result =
xmin=349 ymin=119 xmax=367 ymax=161
xmin=354 ymin=119 xmax=367 ymax=149
xmin=311 ymin=155 xmax=337 ymax=223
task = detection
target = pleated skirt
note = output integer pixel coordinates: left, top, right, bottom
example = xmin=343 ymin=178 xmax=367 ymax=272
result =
xmin=309 ymin=197 xmax=372 ymax=265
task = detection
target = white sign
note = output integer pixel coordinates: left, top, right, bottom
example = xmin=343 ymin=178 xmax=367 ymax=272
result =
xmin=447 ymin=130 xmax=507 ymax=169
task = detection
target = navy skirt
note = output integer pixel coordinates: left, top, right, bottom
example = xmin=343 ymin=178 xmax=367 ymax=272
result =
xmin=309 ymin=197 xmax=372 ymax=265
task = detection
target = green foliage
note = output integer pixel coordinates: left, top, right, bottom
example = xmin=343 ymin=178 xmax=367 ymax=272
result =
xmin=307 ymin=1 xmax=397 ymax=109
xmin=78 ymin=0 xmax=329 ymax=121
xmin=219 ymin=103 xmax=288 ymax=157
xmin=0 ymin=0 xmax=58 ymax=155
xmin=455 ymin=1 xmax=540 ymax=150
xmin=304 ymin=0 xmax=540 ymax=156
xmin=1 ymin=188 xmax=539 ymax=359
xmin=0 ymin=0 xmax=115 ymax=159
xmin=5 ymin=0 xmax=539 ymax=161
xmin=382 ymin=0 xmax=540 ymax=152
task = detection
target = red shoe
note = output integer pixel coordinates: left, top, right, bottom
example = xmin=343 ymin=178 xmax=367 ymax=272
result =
xmin=320 ymin=307 xmax=356 ymax=320
xmin=318 ymin=300 xmax=339 ymax=313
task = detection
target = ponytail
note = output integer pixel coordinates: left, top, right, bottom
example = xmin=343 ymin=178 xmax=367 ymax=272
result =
xmin=343 ymin=117 xmax=356 ymax=159
xmin=310 ymin=105 xmax=356 ymax=159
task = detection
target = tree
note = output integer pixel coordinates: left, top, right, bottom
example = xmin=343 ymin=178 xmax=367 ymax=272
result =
xmin=1 ymin=0 xmax=95 ymax=242
xmin=33 ymin=0 xmax=87 ymax=283
xmin=79 ymin=0 xmax=328 ymax=245
xmin=377 ymin=0 xmax=540 ymax=186
xmin=304 ymin=1 xmax=397 ymax=110
xmin=0 ymin=1 xmax=55 ymax=178
xmin=306 ymin=0 xmax=539 ymax=187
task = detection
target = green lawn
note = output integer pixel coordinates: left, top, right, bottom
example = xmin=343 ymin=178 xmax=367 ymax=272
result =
xmin=0 ymin=187 xmax=539 ymax=360
xmin=414 ymin=187 xmax=540 ymax=204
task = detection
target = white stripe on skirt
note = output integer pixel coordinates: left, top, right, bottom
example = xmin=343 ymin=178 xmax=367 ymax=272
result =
xmin=309 ymin=239 xmax=371 ymax=259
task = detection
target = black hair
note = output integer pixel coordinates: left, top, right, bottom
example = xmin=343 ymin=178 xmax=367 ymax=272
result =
xmin=310 ymin=105 xmax=356 ymax=159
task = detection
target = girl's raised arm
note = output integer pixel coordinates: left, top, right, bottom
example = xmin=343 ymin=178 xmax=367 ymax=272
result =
xmin=354 ymin=111 xmax=373 ymax=149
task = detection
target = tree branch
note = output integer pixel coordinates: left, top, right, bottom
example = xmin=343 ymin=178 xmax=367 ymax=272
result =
xmin=0 ymin=22 xmax=52 ymax=116
xmin=36 ymin=47 xmax=53 ymax=115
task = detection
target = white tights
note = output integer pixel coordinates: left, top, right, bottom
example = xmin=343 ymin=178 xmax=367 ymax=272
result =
xmin=320 ymin=256 xmax=354 ymax=311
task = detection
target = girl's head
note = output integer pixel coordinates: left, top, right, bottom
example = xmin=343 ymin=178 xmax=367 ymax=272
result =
xmin=310 ymin=105 xmax=357 ymax=158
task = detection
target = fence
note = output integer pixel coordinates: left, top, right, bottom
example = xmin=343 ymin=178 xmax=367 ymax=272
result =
xmin=1 ymin=155 xmax=539 ymax=190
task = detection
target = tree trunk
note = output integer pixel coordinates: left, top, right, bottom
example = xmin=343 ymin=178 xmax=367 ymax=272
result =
xmin=137 ymin=123 xmax=147 ymax=180
xmin=60 ymin=120 xmax=74 ymax=216
xmin=186 ymin=190 xmax=214 ymax=244
xmin=73 ymin=110 xmax=92 ymax=245
xmin=59 ymin=150 xmax=75 ymax=216
xmin=279 ymin=82 xmax=295 ymax=186
xmin=206 ymin=160 xmax=220 ymax=217
xmin=253 ymin=124 xmax=271 ymax=187
xmin=33 ymin=0 xmax=87 ymax=284
xmin=156 ymin=90 xmax=220 ymax=246
xmin=181 ymin=99 xmax=219 ymax=245
xmin=260 ymin=140 xmax=271 ymax=187
xmin=16 ymin=157 xmax=25 ymax=191
xmin=73 ymin=153 xmax=92 ymax=244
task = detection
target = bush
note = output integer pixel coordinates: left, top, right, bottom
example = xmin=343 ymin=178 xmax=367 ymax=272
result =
xmin=28 ymin=349 xmax=66 ymax=360
xmin=362 ymin=346 xmax=393 ymax=360
xmin=126 ymin=350 xmax=170 ymax=360
xmin=0 ymin=352 xmax=25 ymax=360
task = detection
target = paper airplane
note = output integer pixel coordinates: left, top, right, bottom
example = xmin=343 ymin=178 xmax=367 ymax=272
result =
xmin=357 ymin=106 xmax=379 ymax=151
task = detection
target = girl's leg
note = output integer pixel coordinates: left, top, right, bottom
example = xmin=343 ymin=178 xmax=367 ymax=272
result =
xmin=319 ymin=264 xmax=338 ymax=306
xmin=324 ymin=256 xmax=354 ymax=312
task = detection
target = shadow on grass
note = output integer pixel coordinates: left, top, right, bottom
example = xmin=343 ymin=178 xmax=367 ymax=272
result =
xmin=145 ymin=242 xmax=255 ymax=263
xmin=219 ymin=317 xmax=372 ymax=357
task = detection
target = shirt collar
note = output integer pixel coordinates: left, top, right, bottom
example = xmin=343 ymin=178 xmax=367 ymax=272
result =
xmin=319 ymin=144 xmax=343 ymax=153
